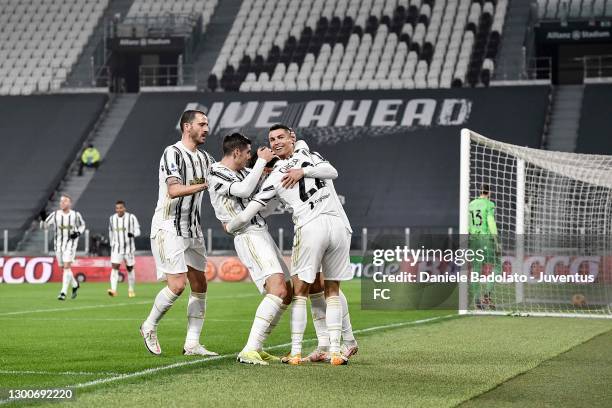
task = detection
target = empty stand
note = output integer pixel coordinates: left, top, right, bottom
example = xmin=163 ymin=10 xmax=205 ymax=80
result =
xmin=537 ymin=0 xmax=612 ymax=19
xmin=0 ymin=0 xmax=109 ymax=95
xmin=124 ymin=0 xmax=218 ymax=34
xmin=0 ymin=94 xmax=107 ymax=243
xmin=210 ymin=0 xmax=507 ymax=91
xmin=576 ymin=84 xmax=612 ymax=154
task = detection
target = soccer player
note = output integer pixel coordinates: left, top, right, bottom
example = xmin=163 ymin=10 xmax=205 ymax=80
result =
xmin=108 ymin=200 xmax=141 ymax=297
xmin=468 ymin=184 xmax=500 ymax=309
xmin=208 ymin=133 xmax=290 ymax=365
xmin=44 ymin=194 xmax=85 ymax=301
xmin=287 ymin=131 xmax=358 ymax=362
xmin=227 ymin=124 xmax=355 ymax=366
xmin=140 ymin=110 xmax=218 ymax=357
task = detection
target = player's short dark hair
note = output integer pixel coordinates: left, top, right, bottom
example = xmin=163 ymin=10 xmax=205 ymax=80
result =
xmin=61 ymin=194 xmax=72 ymax=201
xmin=269 ymin=124 xmax=291 ymax=134
xmin=180 ymin=110 xmax=206 ymax=132
xmin=222 ymin=132 xmax=251 ymax=156
xmin=116 ymin=200 xmax=126 ymax=206
xmin=481 ymin=185 xmax=490 ymax=195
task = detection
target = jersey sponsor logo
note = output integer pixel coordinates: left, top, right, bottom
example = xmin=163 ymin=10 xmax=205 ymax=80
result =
xmin=189 ymin=177 xmax=206 ymax=185
xmin=278 ymin=158 xmax=299 ymax=173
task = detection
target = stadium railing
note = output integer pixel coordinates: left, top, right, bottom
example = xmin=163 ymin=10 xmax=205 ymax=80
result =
xmin=139 ymin=63 xmax=196 ymax=88
xmin=491 ymin=56 xmax=552 ymax=83
xmin=7 ymin=226 xmax=459 ymax=256
xmin=582 ymin=54 xmax=612 ymax=82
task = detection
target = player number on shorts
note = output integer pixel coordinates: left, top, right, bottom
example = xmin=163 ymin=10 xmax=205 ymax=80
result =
xmin=299 ymin=162 xmax=325 ymax=202
xmin=470 ymin=209 xmax=483 ymax=226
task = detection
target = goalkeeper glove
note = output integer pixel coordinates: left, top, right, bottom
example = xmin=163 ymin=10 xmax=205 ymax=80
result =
xmin=128 ymin=232 xmax=134 ymax=238
xmin=69 ymin=232 xmax=80 ymax=240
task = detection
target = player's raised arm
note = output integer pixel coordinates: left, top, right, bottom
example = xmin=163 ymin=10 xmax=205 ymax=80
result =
xmin=281 ymin=151 xmax=338 ymax=188
xmin=228 ymin=147 xmax=275 ymax=198
xmin=226 ymin=200 xmax=265 ymax=233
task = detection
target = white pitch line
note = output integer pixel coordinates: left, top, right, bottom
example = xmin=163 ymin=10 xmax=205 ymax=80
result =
xmin=73 ymin=314 xmax=456 ymax=389
xmin=0 ymin=293 xmax=259 ymax=317
xmin=0 ymin=301 xmax=151 ymax=316
xmin=0 ymin=314 xmax=456 ymax=406
xmin=0 ymin=370 xmax=120 ymax=376
xmin=0 ymin=317 xmax=253 ymax=323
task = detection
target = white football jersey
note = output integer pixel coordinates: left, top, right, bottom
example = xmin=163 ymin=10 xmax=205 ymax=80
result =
xmin=108 ymin=212 xmax=141 ymax=254
xmin=208 ymin=162 xmax=266 ymax=233
xmin=44 ymin=209 xmax=86 ymax=251
xmin=151 ymin=141 xmax=214 ymax=238
xmin=253 ymin=147 xmax=348 ymax=229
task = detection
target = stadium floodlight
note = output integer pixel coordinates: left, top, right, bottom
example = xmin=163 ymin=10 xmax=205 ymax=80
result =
xmin=459 ymin=128 xmax=612 ymax=318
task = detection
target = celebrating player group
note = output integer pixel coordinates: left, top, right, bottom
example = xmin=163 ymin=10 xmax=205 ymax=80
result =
xmin=140 ymin=110 xmax=358 ymax=366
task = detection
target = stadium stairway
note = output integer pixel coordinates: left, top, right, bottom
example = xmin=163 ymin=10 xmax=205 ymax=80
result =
xmin=66 ymin=0 xmax=136 ymax=88
xmin=493 ymin=0 xmax=532 ymax=80
xmin=193 ymin=0 xmax=243 ymax=90
xmin=545 ymin=85 xmax=583 ymax=152
xmin=18 ymin=94 xmax=139 ymax=253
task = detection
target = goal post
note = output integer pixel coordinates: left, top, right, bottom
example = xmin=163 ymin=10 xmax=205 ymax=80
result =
xmin=459 ymin=128 xmax=612 ymax=318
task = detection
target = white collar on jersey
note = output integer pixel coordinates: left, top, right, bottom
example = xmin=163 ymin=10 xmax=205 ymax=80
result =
xmin=177 ymin=140 xmax=199 ymax=154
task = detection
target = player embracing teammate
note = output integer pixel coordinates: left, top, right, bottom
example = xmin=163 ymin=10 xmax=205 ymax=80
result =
xmin=226 ymin=124 xmax=358 ymax=366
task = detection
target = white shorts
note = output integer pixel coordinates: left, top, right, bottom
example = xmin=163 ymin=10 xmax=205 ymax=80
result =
xmin=110 ymin=252 xmax=135 ymax=267
xmin=56 ymin=243 xmax=77 ymax=267
xmin=234 ymin=228 xmax=290 ymax=294
xmin=291 ymin=215 xmax=354 ymax=283
xmin=151 ymin=230 xmax=207 ymax=281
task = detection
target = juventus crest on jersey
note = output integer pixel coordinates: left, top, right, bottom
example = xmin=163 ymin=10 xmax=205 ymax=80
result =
xmin=44 ymin=210 xmax=86 ymax=251
xmin=208 ymin=162 xmax=266 ymax=233
xmin=109 ymin=212 xmax=141 ymax=254
xmin=151 ymin=141 xmax=214 ymax=238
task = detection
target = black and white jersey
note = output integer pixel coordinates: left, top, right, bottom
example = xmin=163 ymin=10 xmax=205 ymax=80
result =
xmin=253 ymin=148 xmax=346 ymax=229
xmin=108 ymin=212 xmax=141 ymax=254
xmin=44 ymin=210 xmax=86 ymax=251
xmin=208 ymin=162 xmax=266 ymax=233
xmin=151 ymin=141 xmax=214 ymax=238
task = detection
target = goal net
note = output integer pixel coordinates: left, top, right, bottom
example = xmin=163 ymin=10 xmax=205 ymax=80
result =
xmin=459 ymin=128 xmax=612 ymax=318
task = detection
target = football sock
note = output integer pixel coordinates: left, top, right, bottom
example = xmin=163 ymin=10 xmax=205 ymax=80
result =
xmin=325 ymin=295 xmax=342 ymax=354
xmin=290 ymin=296 xmax=308 ymax=356
xmin=128 ymin=270 xmax=135 ymax=292
xmin=339 ymin=290 xmax=356 ymax=345
xmin=243 ymin=294 xmax=283 ymax=352
xmin=144 ymin=286 xmax=178 ymax=328
xmin=110 ymin=268 xmax=119 ymax=292
xmin=185 ymin=291 xmax=207 ymax=347
xmin=309 ymin=291 xmax=330 ymax=350
xmin=61 ymin=269 xmax=71 ymax=294
xmin=266 ymin=302 xmax=288 ymax=338
xmin=67 ymin=269 xmax=78 ymax=288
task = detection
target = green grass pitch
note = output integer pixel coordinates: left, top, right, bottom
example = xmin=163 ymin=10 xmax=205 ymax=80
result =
xmin=1 ymin=281 xmax=611 ymax=407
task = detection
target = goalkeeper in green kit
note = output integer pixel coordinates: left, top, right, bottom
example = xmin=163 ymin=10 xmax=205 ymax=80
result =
xmin=468 ymin=185 xmax=501 ymax=310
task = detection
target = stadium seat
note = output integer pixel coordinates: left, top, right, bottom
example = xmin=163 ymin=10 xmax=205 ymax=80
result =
xmin=210 ymin=0 xmax=508 ymax=91
xmin=0 ymin=0 xmax=110 ymax=95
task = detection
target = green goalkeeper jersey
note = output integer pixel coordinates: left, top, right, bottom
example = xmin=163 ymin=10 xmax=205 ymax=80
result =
xmin=468 ymin=197 xmax=498 ymax=235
